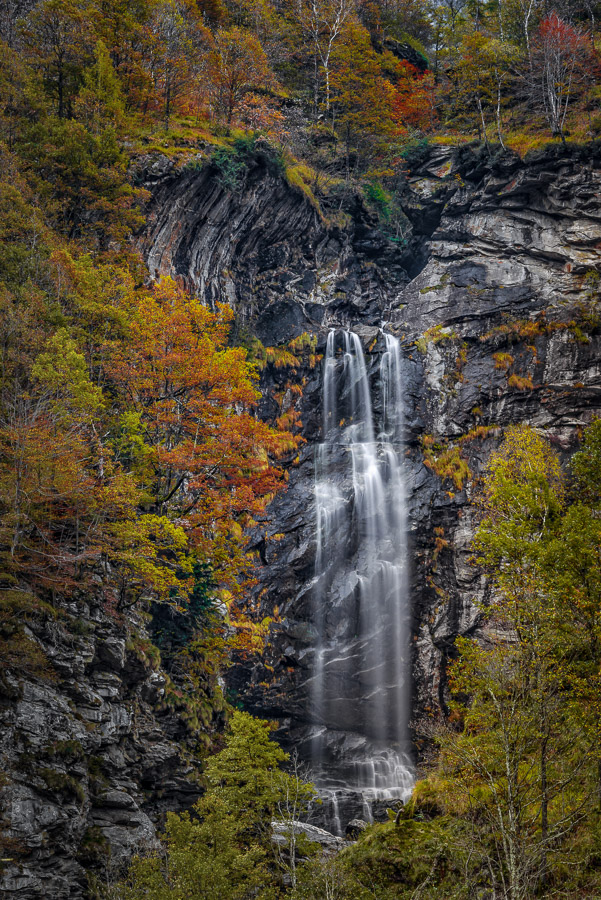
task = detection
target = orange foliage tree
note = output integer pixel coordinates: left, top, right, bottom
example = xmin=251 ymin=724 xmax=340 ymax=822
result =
xmin=107 ymin=276 xmax=296 ymax=594
xmin=330 ymin=23 xmax=396 ymax=176
xmin=207 ymin=27 xmax=276 ymax=129
xmin=391 ymin=59 xmax=436 ymax=134
xmin=0 ymin=248 xmax=296 ymax=624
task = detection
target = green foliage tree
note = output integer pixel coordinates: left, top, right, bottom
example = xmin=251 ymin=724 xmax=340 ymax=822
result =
xmin=21 ymin=0 xmax=90 ymax=119
xmin=397 ymin=423 xmax=601 ymax=899
xmin=454 ymin=31 xmax=519 ymax=148
xmin=108 ymin=710 xmax=316 ymax=899
xmin=73 ymin=39 xmax=125 ymax=133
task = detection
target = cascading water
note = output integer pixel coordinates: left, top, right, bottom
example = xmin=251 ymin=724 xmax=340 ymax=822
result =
xmin=311 ymin=330 xmax=414 ymax=831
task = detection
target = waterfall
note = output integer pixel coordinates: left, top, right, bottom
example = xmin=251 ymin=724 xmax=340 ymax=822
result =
xmin=311 ymin=330 xmax=414 ymax=829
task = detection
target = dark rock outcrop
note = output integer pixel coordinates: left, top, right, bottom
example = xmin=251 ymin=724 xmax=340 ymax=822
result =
xmin=0 ymin=596 xmax=220 ymax=897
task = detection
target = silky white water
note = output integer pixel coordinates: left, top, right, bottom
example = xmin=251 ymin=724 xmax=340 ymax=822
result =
xmin=312 ymin=330 xmax=413 ymax=826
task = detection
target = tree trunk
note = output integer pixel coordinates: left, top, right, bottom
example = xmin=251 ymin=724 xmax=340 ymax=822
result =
xmin=496 ymin=82 xmax=506 ymax=149
xmin=540 ymin=729 xmax=549 ymax=887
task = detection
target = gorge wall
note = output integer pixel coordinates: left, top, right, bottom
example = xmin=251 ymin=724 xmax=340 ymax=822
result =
xmin=2 ymin=140 xmax=601 ymax=896
xmin=142 ymin=140 xmax=601 ymax=768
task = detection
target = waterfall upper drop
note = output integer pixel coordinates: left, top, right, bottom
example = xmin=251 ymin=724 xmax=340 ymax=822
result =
xmin=311 ymin=329 xmax=414 ymax=826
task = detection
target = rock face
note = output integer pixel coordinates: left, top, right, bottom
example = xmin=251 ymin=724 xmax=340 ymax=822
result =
xmin=2 ymin=141 xmax=601 ymax=894
xmin=137 ymin=147 xmax=412 ymax=337
xmin=139 ymin=141 xmax=601 ymax=830
xmin=0 ymin=596 xmax=221 ymax=898
xmin=271 ymin=820 xmax=349 ymax=858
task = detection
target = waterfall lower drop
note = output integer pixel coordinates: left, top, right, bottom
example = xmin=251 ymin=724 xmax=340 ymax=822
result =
xmin=311 ymin=330 xmax=414 ymax=832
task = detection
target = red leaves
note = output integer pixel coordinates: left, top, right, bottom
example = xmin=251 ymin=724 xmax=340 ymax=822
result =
xmin=391 ymin=60 xmax=437 ymax=134
xmin=537 ymin=11 xmax=591 ymax=55
xmin=531 ymin=13 xmax=597 ymax=138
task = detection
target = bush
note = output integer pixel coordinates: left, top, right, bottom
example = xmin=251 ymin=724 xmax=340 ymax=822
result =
xmin=210 ymin=136 xmax=284 ymax=190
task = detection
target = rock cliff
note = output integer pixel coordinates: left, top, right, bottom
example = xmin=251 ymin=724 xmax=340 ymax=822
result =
xmin=140 ymin=140 xmax=601 ymax=805
xmin=2 ymin=140 xmax=601 ymax=894
xmin=0 ymin=596 xmax=224 ymax=896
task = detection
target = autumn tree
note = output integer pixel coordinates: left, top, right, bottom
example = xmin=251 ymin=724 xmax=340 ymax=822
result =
xmin=0 ymin=39 xmax=45 ymax=151
xmin=236 ymin=91 xmax=285 ymax=135
xmin=424 ymin=422 xmax=601 ymax=898
xmin=0 ymin=311 xmax=111 ymax=588
xmin=294 ymin=0 xmax=356 ymax=115
xmin=224 ymin=0 xmax=289 ymax=67
xmin=430 ymin=0 xmax=469 ymax=75
xmin=391 ymin=59 xmax=436 ymax=134
xmin=529 ymin=13 xmax=595 ymax=139
xmin=106 ymin=277 xmax=294 ymax=594
xmin=148 ymin=0 xmax=211 ymax=127
xmin=330 ymin=23 xmax=395 ymax=177
xmin=0 ymin=0 xmax=33 ymax=48
xmin=85 ymin=0 xmax=156 ymax=110
xmin=207 ymin=26 xmax=276 ymax=129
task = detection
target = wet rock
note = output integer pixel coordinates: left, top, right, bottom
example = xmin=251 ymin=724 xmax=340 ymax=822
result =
xmin=345 ymin=818 xmax=368 ymax=840
xmin=271 ymin=820 xmax=349 ymax=858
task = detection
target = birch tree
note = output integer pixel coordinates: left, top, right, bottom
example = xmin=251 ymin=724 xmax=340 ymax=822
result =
xmin=529 ymin=12 xmax=593 ymax=139
xmin=294 ymin=0 xmax=356 ymax=115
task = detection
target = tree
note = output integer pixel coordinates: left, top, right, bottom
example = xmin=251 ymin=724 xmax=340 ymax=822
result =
xmin=0 ymin=312 xmax=131 ymax=592
xmin=106 ymin=277 xmax=295 ymax=594
xmin=360 ymin=0 xmax=433 ymax=45
xmin=529 ymin=12 xmax=594 ymax=140
xmin=294 ymin=0 xmax=356 ymax=115
xmin=330 ymin=23 xmax=396 ymax=178
xmin=438 ymin=634 xmax=585 ymax=899
xmin=21 ymin=0 xmax=90 ymax=119
xmin=109 ymin=710 xmax=315 ymax=899
xmin=441 ymin=427 xmax=581 ymax=898
xmin=19 ymin=116 xmax=146 ymax=243
xmin=427 ymin=423 xmax=601 ymax=898
xmin=207 ymin=26 xmax=276 ymax=129
xmin=391 ymin=59 xmax=437 ymax=135
xmin=0 ymin=40 xmax=45 ymax=151
xmin=149 ymin=0 xmax=211 ymax=128
xmin=73 ymin=40 xmax=125 ymax=133
xmin=454 ymin=32 xmax=518 ymax=148
xmin=85 ymin=0 xmax=156 ymax=111
xmin=539 ymin=419 xmax=601 ymax=803
xmin=236 ymin=92 xmax=285 ymax=136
